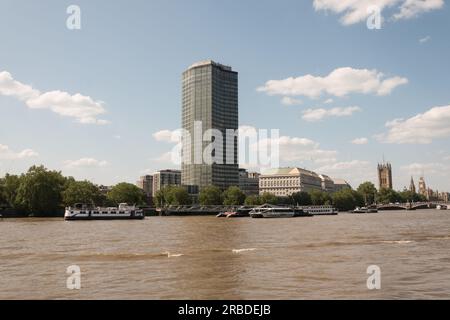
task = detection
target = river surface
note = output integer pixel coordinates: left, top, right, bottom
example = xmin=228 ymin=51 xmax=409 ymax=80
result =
xmin=1 ymin=209 xmax=450 ymax=300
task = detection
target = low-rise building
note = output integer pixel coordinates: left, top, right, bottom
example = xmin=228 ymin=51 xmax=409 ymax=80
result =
xmin=98 ymin=185 xmax=112 ymax=195
xmin=331 ymin=178 xmax=352 ymax=192
xmin=136 ymin=175 xmax=153 ymax=205
xmin=152 ymin=169 xmax=182 ymax=197
xmin=239 ymin=169 xmax=260 ymax=196
xmin=259 ymin=167 xmax=322 ymax=197
xmin=439 ymin=192 xmax=449 ymax=202
xmin=319 ymin=174 xmax=334 ymax=192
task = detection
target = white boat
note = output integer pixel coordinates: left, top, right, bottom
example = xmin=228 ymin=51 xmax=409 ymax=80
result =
xmin=351 ymin=207 xmax=378 ymax=214
xmin=249 ymin=204 xmax=310 ymax=218
xmin=65 ymin=203 xmax=144 ymax=221
xmin=302 ymin=206 xmax=338 ymax=216
xmin=436 ymin=205 xmax=449 ymax=210
xmin=216 ymin=207 xmax=252 ymax=218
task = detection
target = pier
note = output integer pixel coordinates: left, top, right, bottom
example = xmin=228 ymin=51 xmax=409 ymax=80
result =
xmin=158 ymin=205 xmax=245 ymax=216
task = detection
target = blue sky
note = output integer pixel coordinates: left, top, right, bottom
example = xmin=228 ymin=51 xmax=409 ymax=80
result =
xmin=0 ymin=0 xmax=449 ymax=191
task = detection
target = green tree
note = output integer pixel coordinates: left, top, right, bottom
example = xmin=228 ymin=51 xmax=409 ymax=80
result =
xmin=223 ymin=186 xmax=246 ymax=205
xmin=199 ymin=186 xmax=223 ymax=205
xmin=62 ymin=180 xmax=104 ymax=206
xmin=417 ymin=193 xmax=427 ymax=202
xmin=357 ymin=182 xmax=378 ymax=205
xmin=291 ymin=191 xmax=312 ymax=206
xmin=244 ymin=195 xmax=261 ymax=206
xmin=107 ymin=183 xmax=146 ymax=206
xmin=309 ymin=190 xmax=332 ymax=206
xmin=0 ymin=181 xmax=6 ymax=207
xmin=377 ymin=188 xmax=402 ymax=204
xmin=166 ymin=186 xmax=191 ymax=206
xmin=399 ymin=190 xmax=423 ymax=203
xmin=154 ymin=188 xmax=169 ymax=207
xmin=15 ymin=166 xmax=66 ymax=215
xmin=332 ymin=188 xmax=364 ymax=211
xmin=1 ymin=174 xmax=22 ymax=208
xmin=259 ymin=192 xmax=278 ymax=205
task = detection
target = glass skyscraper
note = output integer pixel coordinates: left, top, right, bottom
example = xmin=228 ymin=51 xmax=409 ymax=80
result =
xmin=181 ymin=60 xmax=239 ymax=190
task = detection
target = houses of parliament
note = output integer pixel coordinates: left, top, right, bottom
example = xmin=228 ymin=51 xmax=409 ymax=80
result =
xmin=377 ymin=161 xmax=449 ymax=202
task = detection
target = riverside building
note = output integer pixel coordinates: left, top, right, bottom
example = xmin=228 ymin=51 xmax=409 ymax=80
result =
xmin=331 ymin=178 xmax=352 ymax=192
xmin=136 ymin=175 xmax=153 ymax=204
xmin=238 ymin=169 xmax=260 ymax=196
xmin=152 ymin=169 xmax=181 ymax=197
xmin=259 ymin=167 xmax=323 ymax=197
xmin=181 ymin=60 xmax=239 ymax=190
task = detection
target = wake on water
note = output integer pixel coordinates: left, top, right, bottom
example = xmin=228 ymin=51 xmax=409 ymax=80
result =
xmin=232 ymin=248 xmax=257 ymax=254
xmin=163 ymin=251 xmax=184 ymax=258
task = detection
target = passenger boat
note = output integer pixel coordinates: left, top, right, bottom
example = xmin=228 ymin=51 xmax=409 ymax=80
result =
xmin=351 ymin=207 xmax=379 ymax=214
xmin=217 ymin=207 xmax=252 ymax=218
xmin=65 ymin=203 xmax=145 ymax=221
xmin=249 ymin=204 xmax=311 ymax=219
xmin=302 ymin=206 xmax=338 ymax=216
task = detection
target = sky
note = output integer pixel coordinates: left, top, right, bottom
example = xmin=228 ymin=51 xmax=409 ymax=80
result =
xmin=0 ymin=0 xmax=449 ymax=191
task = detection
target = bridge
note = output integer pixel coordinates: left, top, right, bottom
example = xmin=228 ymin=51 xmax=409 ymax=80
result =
xmin=376 ymin=202 xmax=449 ymax=211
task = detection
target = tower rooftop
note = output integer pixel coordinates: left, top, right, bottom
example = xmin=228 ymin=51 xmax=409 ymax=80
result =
xmin=187 ymin=60 xmax=233 ymax=71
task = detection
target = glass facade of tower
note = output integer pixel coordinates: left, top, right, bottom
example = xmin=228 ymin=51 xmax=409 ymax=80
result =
xmin=181 ymin=60 xmax=239 ymax=190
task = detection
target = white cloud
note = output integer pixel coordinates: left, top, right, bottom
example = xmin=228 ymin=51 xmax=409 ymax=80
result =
xmin=0 ymin=71 xmax=40 ymax=100
xmin=26 ymin=91 xmax=108 ymax=125
xmin=64 ymin=158 xmax=108 ymax=168
xmin=378 ymin=105 xmax=450 ymax=144
xmin=154 ymin=126 xmax=338 ymax=169
xmin=152 ymin=129 xmax=182 ymax=143
xmin=256 ymin=134 xmax=338 ymax=164
xmin=257 ymin=67 xmax=407 ymax=99
xmin=315 ymin=160 xmax=375 ymax=187
xmin=317 ymin=160 xmax=371 ymax=171
xmin=313 ymin=0 xmax=444 ymax=26
xmin=351 ymin=137 xmax=369 ymax=145
xmin=302 ymin=106 xmax=361 ymax=122
xmin=0 ymin=144 xmax=38 ymax=160
xmin=401 ymin=162 xmax=449 ymax=175
xmin=151 ymin=151 xmax=179 ymax=164
xmin=281 ymin=96 xmax=302 ymax=106
xmin=324 ymin=98 xmax=334 ymax=104
xmin=394 ymin=0 xmax=444 ymax=20
xmin=0 ymin=71 xmax=109 ymax=125
xmin=419 ymin=35 xmax=431 ymax=43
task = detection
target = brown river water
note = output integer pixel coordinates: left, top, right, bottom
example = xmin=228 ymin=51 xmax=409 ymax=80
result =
xmin=1 ymin=209 xmax=449 ymax=300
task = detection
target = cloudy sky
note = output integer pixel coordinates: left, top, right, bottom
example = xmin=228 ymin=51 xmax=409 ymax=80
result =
xmin=1 ymin=0 xmax=449 ymax=191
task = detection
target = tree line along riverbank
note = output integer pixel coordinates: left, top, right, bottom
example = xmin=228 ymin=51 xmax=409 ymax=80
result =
xmin=0 ymin=165 xmax=428 ymax=218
